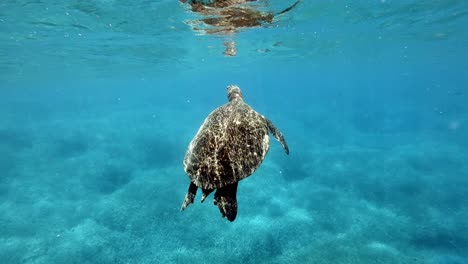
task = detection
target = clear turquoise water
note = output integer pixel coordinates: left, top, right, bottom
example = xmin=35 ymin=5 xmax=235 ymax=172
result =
xmin=1 ymin=1 xmax=468 ymax=263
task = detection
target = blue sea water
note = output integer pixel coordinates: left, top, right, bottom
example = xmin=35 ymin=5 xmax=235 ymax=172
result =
xmin=1 ymin=0 xmax=468 ymax=263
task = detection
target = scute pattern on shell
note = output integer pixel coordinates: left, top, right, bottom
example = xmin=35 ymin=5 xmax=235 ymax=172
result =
xmin=183 ymin=99 xmax=269 ymax=190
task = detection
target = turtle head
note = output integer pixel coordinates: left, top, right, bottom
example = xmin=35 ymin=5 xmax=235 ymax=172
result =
xmin=227 ymin=85 xmax=243 ymax=101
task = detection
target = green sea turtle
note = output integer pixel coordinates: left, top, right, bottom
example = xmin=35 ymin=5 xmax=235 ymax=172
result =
xmin=181 ymin=85 xmax=289 ymax=221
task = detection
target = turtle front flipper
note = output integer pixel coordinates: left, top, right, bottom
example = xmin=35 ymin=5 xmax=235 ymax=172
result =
xmin=214 ymin=182 xmax=238 ymax=222
xmin=265 ymin=118 xmax=289 ymax=155
xmin=181 ymin=182 xmax=198 ymax=211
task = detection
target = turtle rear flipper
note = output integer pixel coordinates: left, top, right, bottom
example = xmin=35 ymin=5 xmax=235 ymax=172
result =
xmin=214 ymin=182 xmax=238 ymax=221
xmin=181 ymin=182 xmax=198 ymax=211
xmin=265 ymin=118 xmax=289 ymax=155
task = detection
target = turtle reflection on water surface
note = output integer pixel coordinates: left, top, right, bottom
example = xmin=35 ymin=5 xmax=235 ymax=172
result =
xmin=181 ymin=85 xmax=289 ymax=222
xmin=180 ymin=0 xmax=301 ymax=56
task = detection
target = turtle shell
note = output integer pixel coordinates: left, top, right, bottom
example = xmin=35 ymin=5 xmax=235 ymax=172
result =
xmin=183 ymin=99 xmax=270 ymax=190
